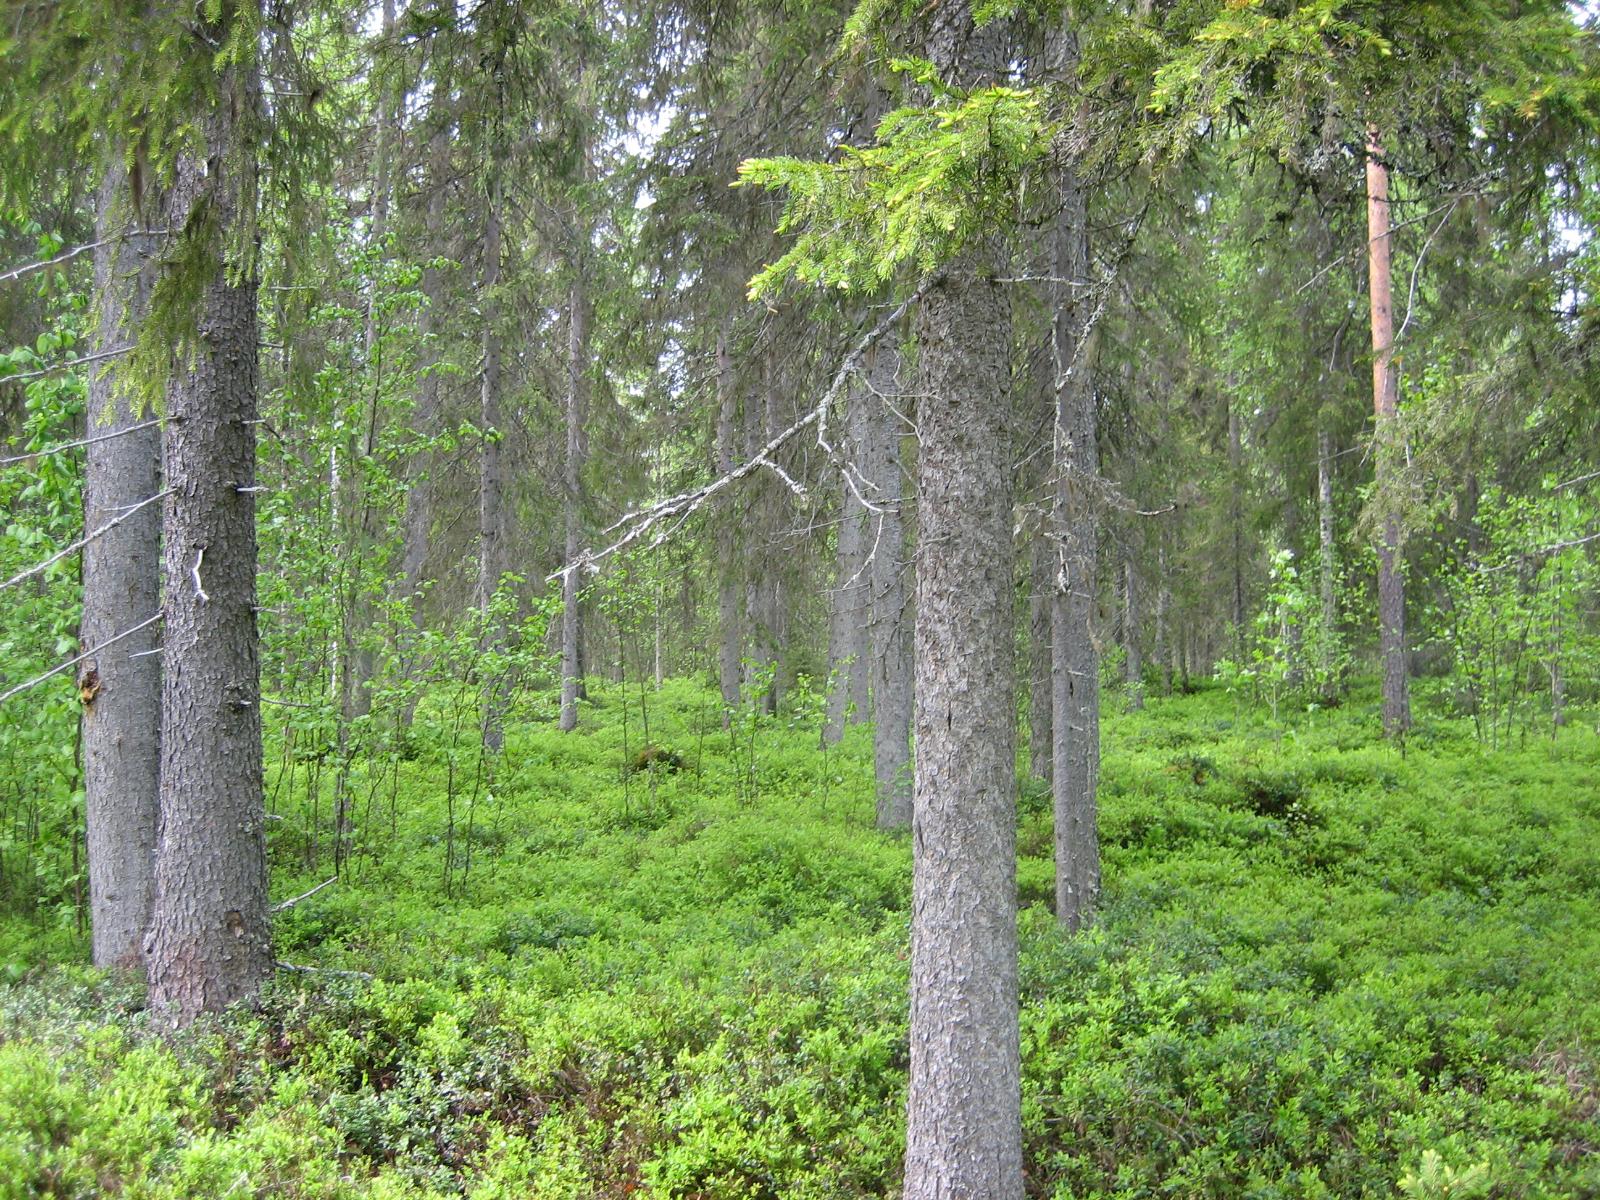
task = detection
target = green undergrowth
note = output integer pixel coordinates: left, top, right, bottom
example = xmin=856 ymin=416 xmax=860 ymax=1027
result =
xmin=2 ymin=679 xmax=1599 ymax=1198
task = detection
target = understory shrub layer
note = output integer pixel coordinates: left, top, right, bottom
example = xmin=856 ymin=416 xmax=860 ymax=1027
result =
xmin=1 ymin=679 xmax=1597 ymax=1198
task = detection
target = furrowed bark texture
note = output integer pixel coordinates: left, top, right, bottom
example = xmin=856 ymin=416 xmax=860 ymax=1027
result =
xmin=1366 ymin=126 xmax=1411 ymax=737
xmin=1048 ymin=21 xmax=1099 ymax=935
xmin=904 ymin=6 xmax=1021 ymax=1195
xmin=144 ymin=52 xmax=273 ymax=1023
xmin=559 ymin=274 xmax=589 ymax=732
xmin=863 ymin=345 xmax=912 ymax=829
xmin=82 ymin=164 xmax=163 ymax=971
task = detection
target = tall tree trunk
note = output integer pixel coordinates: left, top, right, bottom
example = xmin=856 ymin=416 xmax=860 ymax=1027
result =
xmin=477 ymin=168 xmax=506 ymax=751
xmin=825 ymin=374 xmax=870 ymax=741
xmin=755 ymin=350 xmax=786 ymax=714
xmin=559 ymin=273 xmax=589 ymax=732
xmin=1155 ymin=531 xmax=1172 ymax=697
xmin=1047 ymin=22 xmax=1100 ymax=935
xmin=1366 ymin=125 xmax=1411 ymax=737
xmin=904 ymin=7 xmax=1020 ymax=1197
xmin=400 ymin=59 xmax=454 ymax=630
xmin=1123 ymin=552 xmax=1144 ymax=710
xmin=1024 ymin=145 xmax=1057 ymax=787
xmin=342 ymin=0 xmax=397 ymax=726
xmin=741 ymin=378 xmax=768 ymax=709
xmin=1028 ymin=531 xmax=1053 ymax=781
xmin=715 ymin=317 xmax=742 ymax=723
xmin=864 ymin=344 xmax=912 ymax=829
xmin=1228 ymin=402 xmax=1245 ymax=662
xmin=1317 ymin=428 xmax=1338 ymax=701
xmin=81 ymin=163 xmax=162 ymax=971
xmin=144 ymin=43 xmax=273 ymax=1024
xmin=1550 ymin=570 xmax=1567 ymax=731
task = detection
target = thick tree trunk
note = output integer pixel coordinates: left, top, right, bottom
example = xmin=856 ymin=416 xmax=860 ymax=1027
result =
xmin=559 ymin=274 xmax=589 ymax=731
xmin=477 ymin=173 xmax=506 ymax=751
xmin=1317 ymin=428 xmax=1338 ymax=701
xmin=903 ymin=8 xmax=1021 ymax=1197
xmin=864 ymin=345 xmax=912 ymax=829
xmin=1366 ymin=126 xmax=1411 ymax=737
xmin=144 ymin=48 xmax=273 ymax=1024
xmin=81 ymin=164 xmax=162 ymax=971
xmin=1047 ymin=23 xmax=1100 ymax=936
xmin=715 ymin=320 xmax=742 ymax=724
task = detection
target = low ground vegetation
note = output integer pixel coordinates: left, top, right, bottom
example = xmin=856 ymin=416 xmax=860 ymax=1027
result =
xmin=1 ymin=680 xmax=1597 ymax=1198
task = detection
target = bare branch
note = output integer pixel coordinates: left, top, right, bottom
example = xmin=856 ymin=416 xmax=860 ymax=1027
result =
xmin=1396 ymin=198 xmax=1459 ymax=344
xmin=548 ymin=279 xmax=934 ymax=584
xmin=0 ymin=344 xmax=133 ymax=385
xmin=0 ymin=613 xmax=162 ymax=707
xmin=275 ymin=961 xmax=375 ymax=981
xmin=273 ymin=876 xmax=338 ymax=912
xmin=0 ymin=488 xmax=170 ymax=593
xmin=0 ymin=231 xmax=167 ymax=286
xmin=0 ymin=418 xmax=163 ymax=467
xmin=1554 ymin=469 xmax=1600 ymax=492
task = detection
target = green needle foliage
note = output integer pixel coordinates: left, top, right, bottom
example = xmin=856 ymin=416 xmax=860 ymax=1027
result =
xmin=737 ymin=60 xmax=1047 ymax=295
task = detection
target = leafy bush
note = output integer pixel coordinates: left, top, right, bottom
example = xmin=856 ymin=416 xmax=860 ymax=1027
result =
xmin=1 ymin=682 xmax=1598 ymax=1197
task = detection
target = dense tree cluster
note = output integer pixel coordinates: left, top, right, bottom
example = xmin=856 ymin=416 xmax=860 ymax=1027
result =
xmin=1 ymin=0 xmax=1596 ymax=1192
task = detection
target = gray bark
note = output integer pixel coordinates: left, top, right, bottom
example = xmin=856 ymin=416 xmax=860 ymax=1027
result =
xmin=1047 ymin=22 xmax=1100 ymax=935
xmin=559 ymin=274 xmax=589 ymax=732
xmin=1366 ymin=125 xmax=1411 ymax=737
xmin=863 ymin=345 xmax=912 ymax=829
xmin=144 ymin=48 xmax=273 ymax=1024
xmin=477 ymin=169 xmax=506 ymax=751
xmin=81 ymin=164 xmax=163 ymax=971
xmin=1155 ymin=532 xmax=1172 ymax=697
xmin=715 ymin=318 xmax=742 ymax=722
xmin=824 ymin=375 xmax=871 ymax=741
xmin=1123 ymin=553 xmax=1144 ymax=710
xmin=1317 ymin=428 xmax=1337 ymax=701
xmin=1228 ymin=402 xmax=1245 ymax=662
xmin=727 ymin=353 xmax=789 ymax=716
xmin=903 ymin=7 xmax=1021 ymax=1197
xmin=752 ymin=353 xmax=786 ymax=714
xmin=1028 ymin=534 xmax=1053 ymax=784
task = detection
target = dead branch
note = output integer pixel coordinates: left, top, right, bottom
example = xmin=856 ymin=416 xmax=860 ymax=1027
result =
xmin=273 ymin=876 xmax=338 ymax=912
xmin=0 ymin=613 xmax=162 ymax=707
xmin=548 ymin=279 xmax=934 ymax=584
xmin=0 ymin=488 xmax=170 ymax=594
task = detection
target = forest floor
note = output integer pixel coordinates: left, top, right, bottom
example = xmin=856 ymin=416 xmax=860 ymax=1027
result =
xmin=2 ymin=680 xmax=1598 ymax=1199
